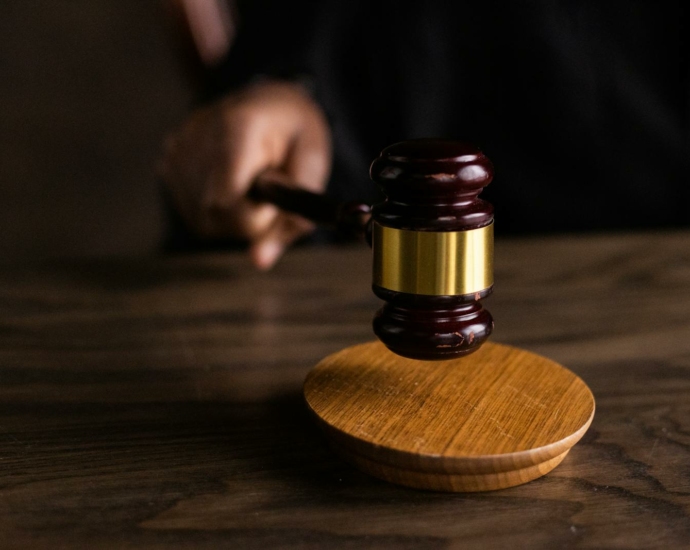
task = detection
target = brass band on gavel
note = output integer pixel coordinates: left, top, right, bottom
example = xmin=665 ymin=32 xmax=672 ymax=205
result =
xmin=372 ymin=222 xmax=494 ymax=296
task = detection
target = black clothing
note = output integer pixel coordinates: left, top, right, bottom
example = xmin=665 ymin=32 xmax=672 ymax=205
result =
xmin=211 ymin=0 xmax=689 ymax=234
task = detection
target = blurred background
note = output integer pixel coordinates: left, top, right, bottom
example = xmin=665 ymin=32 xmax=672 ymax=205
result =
xmin=1 ymin=1 xmax=685 ymax=262
xmin=0 ymin=1 xmax=198 ymax=261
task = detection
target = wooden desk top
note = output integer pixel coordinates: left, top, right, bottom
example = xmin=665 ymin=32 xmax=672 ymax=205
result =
xmin=1 ymin=231 xmax=689 ymax=549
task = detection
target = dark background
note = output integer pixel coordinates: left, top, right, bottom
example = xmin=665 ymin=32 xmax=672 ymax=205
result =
xmin=0 ymin=2 xmax=192 ymax=261
xmin=1 ymin=2 xmax=686 ymax=261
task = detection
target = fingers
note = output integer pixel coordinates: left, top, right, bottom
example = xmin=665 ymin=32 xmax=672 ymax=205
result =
xmin=199 ymin=112 xmax=267 ymax=231
xmin=284 ymin=109 xmax=332 ymax=193
xmin=246 ymin=108 xmax=331 ymax=269
xmin=204 ymin=112 xmax=269 ymax=208
xmin=249 ymin=212 xmax=315 ymax=270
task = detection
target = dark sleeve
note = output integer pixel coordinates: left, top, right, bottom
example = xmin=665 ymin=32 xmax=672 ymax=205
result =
xmin=194 ymin=1 xmax=690 ymax=236
xmin=204 ymin=0 xmax=323 ymax=100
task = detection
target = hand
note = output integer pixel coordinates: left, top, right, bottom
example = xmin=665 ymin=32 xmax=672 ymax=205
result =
xmin=158 ymin=80 xmax=332 ymax=269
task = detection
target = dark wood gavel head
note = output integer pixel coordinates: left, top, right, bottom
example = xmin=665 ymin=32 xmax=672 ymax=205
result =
xmin=369 ymin=139 xmax=494 ymax=360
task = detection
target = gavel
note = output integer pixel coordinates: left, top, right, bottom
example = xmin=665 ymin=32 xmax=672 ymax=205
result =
xmin=250 ymin=139 xmax=494 ymax=360
xmin=297 ymin=140 xmax=595 ymax=494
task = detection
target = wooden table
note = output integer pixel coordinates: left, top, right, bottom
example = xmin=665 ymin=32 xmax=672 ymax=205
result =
xmin=1 ymin=232 xmax=689 ymax=549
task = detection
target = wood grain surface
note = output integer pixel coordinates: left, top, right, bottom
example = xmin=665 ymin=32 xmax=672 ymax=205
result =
xmin=1 ymin=231 xmax=689 ymax=548
xmin=305 ymin=341 xmax=594 ymax=491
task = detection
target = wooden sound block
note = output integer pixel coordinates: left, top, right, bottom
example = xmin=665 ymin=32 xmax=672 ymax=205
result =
xmin=304 ymin=341 xmax=595 ymax=492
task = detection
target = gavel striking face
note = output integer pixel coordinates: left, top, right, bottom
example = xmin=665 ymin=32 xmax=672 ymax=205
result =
xmin=251 ymin=138 xmax=494 ymax=360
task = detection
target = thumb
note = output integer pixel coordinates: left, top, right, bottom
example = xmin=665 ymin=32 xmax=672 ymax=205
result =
xmin=249 ymin=213 xmax=315 ymax=270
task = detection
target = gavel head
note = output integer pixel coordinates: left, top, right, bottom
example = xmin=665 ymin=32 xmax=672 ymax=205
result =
xmin=369 ymin=139 xmax=494 ymax=360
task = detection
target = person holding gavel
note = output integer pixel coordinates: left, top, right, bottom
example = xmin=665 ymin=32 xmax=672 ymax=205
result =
xmin=159 ymin=80 xmax=330 ymax=269
xmin=159 ymin=0 xmax=688 ymax=270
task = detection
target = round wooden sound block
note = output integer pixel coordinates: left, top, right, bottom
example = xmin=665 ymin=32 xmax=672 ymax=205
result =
xmin=304 ymin=341 xmax=595 ymax=492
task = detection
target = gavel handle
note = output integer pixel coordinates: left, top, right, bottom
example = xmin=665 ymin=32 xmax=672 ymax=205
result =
xmin=248 ymin=173 xmax=372 ymax=239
